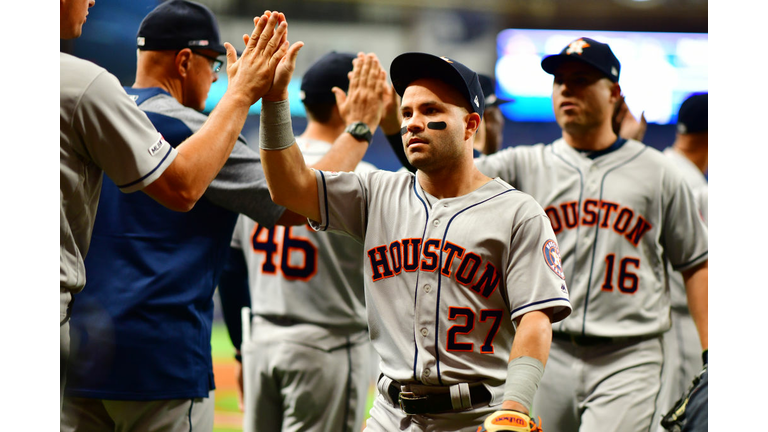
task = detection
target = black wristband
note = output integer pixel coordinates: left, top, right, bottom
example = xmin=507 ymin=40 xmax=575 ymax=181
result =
xmin=702 ymin=349 xmax=707 ymax=367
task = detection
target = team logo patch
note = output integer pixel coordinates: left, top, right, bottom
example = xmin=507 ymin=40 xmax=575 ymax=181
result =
xmin=542 ymin=239 xmax=565 ymax=280
xmin=566 ymin=39 xmax=590 ymax=55
xmin=148 ymin=136 xmax=168 ymax=157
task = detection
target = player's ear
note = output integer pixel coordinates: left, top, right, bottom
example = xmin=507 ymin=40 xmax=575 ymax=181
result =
xmin=464 ymin=112 xmax=482 ymax=141
xmin=608 ymin=82 xmax=622 ymax=105
xmin=176 ymin=49 xmax=193 ymax=78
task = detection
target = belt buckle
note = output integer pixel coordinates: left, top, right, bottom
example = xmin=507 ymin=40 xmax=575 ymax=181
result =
xmin=398 ymin=391 xmax=427 ymax=414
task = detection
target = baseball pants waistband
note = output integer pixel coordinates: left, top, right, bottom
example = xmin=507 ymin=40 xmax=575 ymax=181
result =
xmin=552 ymin=331 xmax=660 ymax=347
xmin=379 ymin=374 xmax=491 ymax=415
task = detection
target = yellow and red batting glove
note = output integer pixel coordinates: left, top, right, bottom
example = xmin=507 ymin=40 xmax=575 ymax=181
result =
xmin=476 ymin=410 xmax=543 ymax=432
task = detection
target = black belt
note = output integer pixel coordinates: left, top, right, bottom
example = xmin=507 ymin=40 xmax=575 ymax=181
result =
xmin=384 ymin=376 xmax=491 ymax=415
xmin=552 ymin=331 xmax=658 ymax=347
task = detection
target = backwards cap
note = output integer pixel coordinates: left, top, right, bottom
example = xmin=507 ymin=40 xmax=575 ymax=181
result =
xmin=390 ymin=52 xmax=485 ymax=119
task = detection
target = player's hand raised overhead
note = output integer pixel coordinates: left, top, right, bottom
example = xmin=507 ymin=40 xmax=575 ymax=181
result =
xmin=223 ymin=11 xmax=292 ymax=106
xmin=612 ymin=95 xmax=647 ymax=142
xmin=379 ymin=83 xmax=402 ymax=136
xmin=333 ymin=53 xmax=388 ymax=132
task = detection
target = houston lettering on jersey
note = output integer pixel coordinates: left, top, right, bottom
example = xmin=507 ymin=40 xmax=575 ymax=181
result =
xmin=545 ymin=199 xmax=652 ymax=247
xmin=366 ymin=238 xmax=500 ymax=298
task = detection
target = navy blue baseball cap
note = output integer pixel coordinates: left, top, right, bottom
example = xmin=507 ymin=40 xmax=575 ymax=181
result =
xmin=137 ymin=0 xmax=226 ymax=55
xmin=677 ymin=93 xmax=708 ymax=134
xmin=300 ymin=52 xmax=357 ymax=105
xmin=390 ymin=52 xmax=485 ymax=118
xmin=541 ymin=37 xmax=621 ymax=83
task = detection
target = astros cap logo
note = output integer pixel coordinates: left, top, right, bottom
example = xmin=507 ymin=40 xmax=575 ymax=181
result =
xmin=566 ymin=39 xmax=590 ymax=55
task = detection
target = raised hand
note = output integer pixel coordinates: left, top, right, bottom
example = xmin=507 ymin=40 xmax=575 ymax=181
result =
xmin=379 ymin=83 xmax=403 ymax=136
xmin=223 ymin=11 xmax=292 ymax=106
xmin=332 ymin=53 xmax=388 ymax=131
xmin=612 ymin=95 xmax=647 ymax=142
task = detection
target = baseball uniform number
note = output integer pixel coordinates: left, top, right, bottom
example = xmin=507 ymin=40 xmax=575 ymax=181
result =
xmin=250 ymin=224 xmax=318 ymax=281
xmin=447 ymin=308 xmax=504 ymax=354
xmin=601 ymin=254 xmax=641 ymax=294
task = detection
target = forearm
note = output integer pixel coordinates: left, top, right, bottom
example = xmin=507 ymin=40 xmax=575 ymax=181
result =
xmin=683 ymin=260 xmax=708 ymax=350
xmin=175 ymin=93 xmax=252 ymax=189
xmin=502 ymin=310 xmax=552 ymax=414
xmin=261 ymin=145 xmax=320 ymax=220
xmin=144 ymin=93 xmax=252 ymax=211
xmin=309 ymin=133 xmax=369 ymax=172
xmin=259 ymin=100 xmax=321 ymax=221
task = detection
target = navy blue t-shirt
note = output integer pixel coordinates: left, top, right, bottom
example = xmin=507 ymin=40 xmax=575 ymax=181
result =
xmin=65 ymin=88 xmax=281 ymax=400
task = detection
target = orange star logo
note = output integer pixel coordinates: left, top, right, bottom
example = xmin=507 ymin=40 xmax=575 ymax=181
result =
xmin=566 ymin=39 xmax=590 ymax=55
xmin=439 ymin=56 xmax=454 ymax=63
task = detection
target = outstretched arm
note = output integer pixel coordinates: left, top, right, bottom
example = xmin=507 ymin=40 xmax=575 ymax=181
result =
xmin=260 ymin=53 xmax=387 ymax=221
xmin=143 ymin=12 xmax=290 ymax=211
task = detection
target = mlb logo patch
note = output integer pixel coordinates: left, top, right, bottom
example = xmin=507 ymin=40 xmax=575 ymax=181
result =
xmin=543 ymin=239 xmax=565 ymax=280
xmin=148 ymin=136 xmax=168 ymax=157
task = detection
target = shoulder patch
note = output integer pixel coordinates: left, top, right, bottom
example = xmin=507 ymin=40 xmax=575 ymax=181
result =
xmin=543 ymin=239 xmax=565 ymax=280
xmin=148 ymin=135 xmax=168 ymax=157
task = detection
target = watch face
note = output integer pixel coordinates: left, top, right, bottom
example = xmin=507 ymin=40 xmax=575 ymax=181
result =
xmin=348 ymin=122 xmax=372 ymax=141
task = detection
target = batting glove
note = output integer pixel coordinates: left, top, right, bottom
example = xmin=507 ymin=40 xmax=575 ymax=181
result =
xmin=476 ymin=410 xmax=543 ymax=432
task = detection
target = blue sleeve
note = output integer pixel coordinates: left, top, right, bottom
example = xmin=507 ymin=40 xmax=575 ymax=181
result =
xmin=218 ymin=246 xmax=251 ymax=351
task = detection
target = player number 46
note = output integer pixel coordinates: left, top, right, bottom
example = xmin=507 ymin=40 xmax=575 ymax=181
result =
xmin=601 ymin=254 xmax=640 ymax=294
xmin=250 ymin=225 xmax=318 ymax=281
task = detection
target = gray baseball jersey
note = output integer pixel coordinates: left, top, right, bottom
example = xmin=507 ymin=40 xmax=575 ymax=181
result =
xmin=309 ymin=169 xmax=572 ymax=398
xmin=231 ymin=137 xmax=375 ymax=331
xmin=60 ymin=53 xmax=177 ymax=293
xmin=234 ymin=138 xmax=376 ymax=432
xmin=474 ymin=138 xmax=708 ymax=338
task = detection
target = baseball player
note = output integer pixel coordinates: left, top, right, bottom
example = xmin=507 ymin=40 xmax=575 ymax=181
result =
xmin=257 ymin=51 xmax=572 ymax=431
xmin=59 ymin=1 xmax=292 ymax=410
xmin=218 ymin=51 xmax=387 ymax=432
xmin=655 ymin=93 xmax=708 ymax=431
xmin=471 ymin=38 xmax=709 ymax=432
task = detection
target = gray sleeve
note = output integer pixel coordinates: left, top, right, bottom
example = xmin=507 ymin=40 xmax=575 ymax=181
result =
xmin=77 ymin=71 xmax=177 ymax=192
xmin=506 ymin=210 xmax=572 ymax=324
xmin=475 ymin=147 xmax=518 ymax=185
xmin=662 ymin=170 xmax=708 ymax=271
xmin=309 ymin=169 xmax=368 ymax=243
xmin=203 ymin=139 xmax=286 ymax=228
